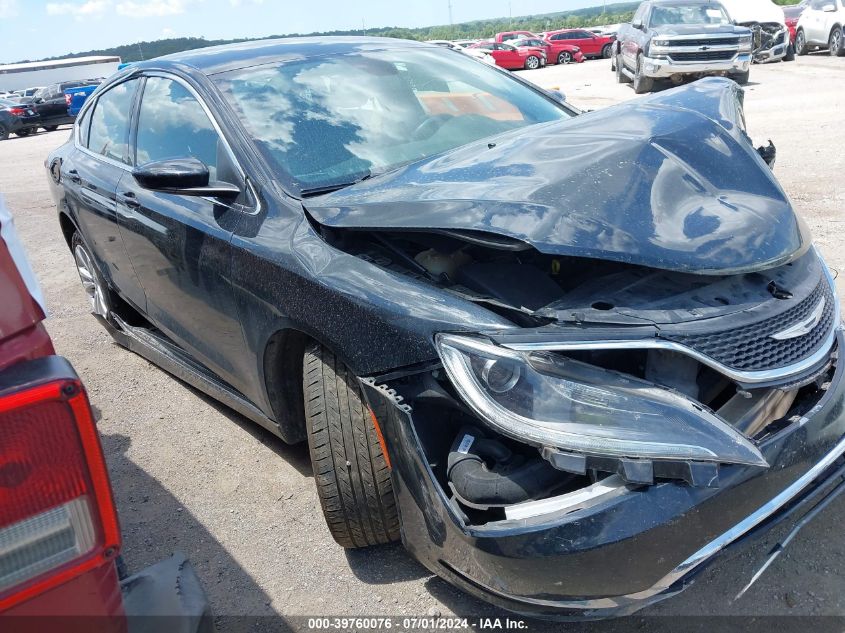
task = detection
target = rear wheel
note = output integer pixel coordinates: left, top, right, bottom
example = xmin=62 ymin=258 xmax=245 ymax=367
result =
xmin=0 ymin=123 xmax=9 ymax=141
xmin=524 ymin=55 xmax=540 ymax=70
xmin=601 ymin=44 xmax=613 ymax=59
xmin=15 ymin=129 xmax=32 ymax=137
xmin=615 ymin=53 xmax=631 ymax=84
xmin=796 ymin=29 xmax=809 ymax=55
xmin=304 ymin=344 xmax=399 ymax=548
xmin=71 ymin=232 xmax=111 ymax=318
xmin=632 ymin=54 xmax=653 ymax=94
xmin=829 ymin=27 xmax=845 ymax=56
xmin=558 ymin=51 xmax=573 ymax=64
xmin=43 ymin=125 xmax=59 ymax=132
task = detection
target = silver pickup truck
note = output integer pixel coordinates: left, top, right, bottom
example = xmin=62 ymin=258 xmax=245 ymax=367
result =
xmin=614 ymin=0 xmax=754 ymax=93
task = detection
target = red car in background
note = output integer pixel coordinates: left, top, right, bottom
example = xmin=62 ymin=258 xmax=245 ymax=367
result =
xmin=505 ymin=36 xmax=585 ymax=64
xmin=493 ymin=30 xmax=537 ymax=43
xmin=0 ymin=195 xmax=210 ymax=631
xmin=545 ymin=28 xmax=616 ymax=59
xmin=470 ymin=41 xmax=546 ymax=69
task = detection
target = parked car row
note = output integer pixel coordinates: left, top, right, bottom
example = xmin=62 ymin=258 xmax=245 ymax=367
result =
xmin=0 ymin=79 xmax=102 ymax=140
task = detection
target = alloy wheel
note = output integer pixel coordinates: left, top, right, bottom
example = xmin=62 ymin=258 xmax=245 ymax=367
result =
xmin=73 ymin=243 xmax=109 ymax=317
xmin=559 ymin=52 xmax=572 ymax=64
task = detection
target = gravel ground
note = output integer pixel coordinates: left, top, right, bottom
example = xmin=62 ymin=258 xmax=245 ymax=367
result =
xmin=1 ymin=54 xmax=844 ymax=631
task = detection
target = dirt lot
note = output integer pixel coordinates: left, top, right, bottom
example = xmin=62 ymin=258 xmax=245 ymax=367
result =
xmin=1 ymin=54 xmax=844 ymax=631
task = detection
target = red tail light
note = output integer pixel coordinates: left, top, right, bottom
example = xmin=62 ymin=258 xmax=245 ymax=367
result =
xmin=0 ymin=373 xmax=120 ymax=612
xmin=65 ymin=94 xmax=72 ymax=106
xmin=8 ymin=108 xmax=25 ymax=116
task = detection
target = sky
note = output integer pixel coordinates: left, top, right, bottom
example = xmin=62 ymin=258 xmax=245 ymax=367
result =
xmin=0 ymin=0 xmax=606 ymax=63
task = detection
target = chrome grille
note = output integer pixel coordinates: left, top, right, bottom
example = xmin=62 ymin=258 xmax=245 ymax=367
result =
xmin=668 ymin=279 xmax=836 ymax=371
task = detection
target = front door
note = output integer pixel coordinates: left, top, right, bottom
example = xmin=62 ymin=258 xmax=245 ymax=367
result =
xmin=116 ymin=75 xmax=252 ymax=392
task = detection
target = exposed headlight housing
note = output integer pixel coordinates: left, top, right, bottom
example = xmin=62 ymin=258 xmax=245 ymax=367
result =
xmin=739 ymin=34 xmax=753 ymax=52
xmin=436 ymin=334 xmax=768 ymax=467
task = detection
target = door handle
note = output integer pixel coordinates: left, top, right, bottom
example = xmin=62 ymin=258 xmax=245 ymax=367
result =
xmin=119 ymin=191 xmax=141 ymax=209
xmin=66 ymin=169 xmax=81 ymax=184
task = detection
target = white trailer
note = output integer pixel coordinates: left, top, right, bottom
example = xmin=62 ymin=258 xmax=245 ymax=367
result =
xmin=0 ymin=56 xmax=122 ymax=92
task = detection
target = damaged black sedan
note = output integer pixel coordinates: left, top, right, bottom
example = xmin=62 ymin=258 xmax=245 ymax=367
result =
xmin=47 ymin=37 xmax=844 ymax=618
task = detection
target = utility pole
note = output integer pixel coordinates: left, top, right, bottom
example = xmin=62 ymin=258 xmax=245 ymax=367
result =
xmin=448 ymin=0 xmax=453 ymax=25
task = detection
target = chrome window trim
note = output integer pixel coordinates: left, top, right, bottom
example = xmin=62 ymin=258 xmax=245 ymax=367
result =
xmin=73 ymin=71 xmax=261 ymax=215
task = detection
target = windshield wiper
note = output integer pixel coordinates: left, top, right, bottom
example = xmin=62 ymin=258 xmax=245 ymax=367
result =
xmin=299 ymin=171 xmax=376 ymax=197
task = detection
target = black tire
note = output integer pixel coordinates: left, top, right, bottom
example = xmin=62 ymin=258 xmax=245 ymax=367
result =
xmin=15 ymin=129 xmax=32 ymax=137
xmin=558 ymin=51 xmax=573 ymax=64
xmin=796 ymin=29 xmax=809 ymax=56
xmin=0 ymin=123 xmax=9 ymax=141
xmin=633 ymin=54 xmax=653 ymax=94
xmin=43 ymin=125 xmax=59 ymax=132
xmin=615 ymin=53 xmax=631 ymax=84
xmin=304 ymin=344 xmax=399 ymax=548
xmin=524 ymin=55 xmax=540 ymax=70
xmin=829 ymin=27 xmax=845 ymax=57
xmin=732 ymin=70 xmax=750 ymax=85
xmin=601 ymin=43 xmax=613 ymax=59
xmin=784 ymin=43 xmax=795 ymax=62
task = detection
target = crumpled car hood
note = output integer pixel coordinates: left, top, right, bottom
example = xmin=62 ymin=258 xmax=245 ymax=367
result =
xmin=306 ymin=78 xmax=810 ymax=275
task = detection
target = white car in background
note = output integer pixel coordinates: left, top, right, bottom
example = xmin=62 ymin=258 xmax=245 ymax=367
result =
xmin=720 ymin=0 xmax=791 ymax=62
xmin=795 ymin=0 xmax=845 ymax=55
xmin=425 ymin=40 xmax=497 ymax=65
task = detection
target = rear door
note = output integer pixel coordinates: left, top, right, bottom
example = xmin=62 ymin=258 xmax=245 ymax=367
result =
xmin=569 ymin=30 xmax=601 ymax=55
xmin=62 ymin=78 xmax=147 ymax=311
xmin=804 ymin=0 xmax=826 ymax=43
xmin=116 ymin=74 xmax=252 ymax=391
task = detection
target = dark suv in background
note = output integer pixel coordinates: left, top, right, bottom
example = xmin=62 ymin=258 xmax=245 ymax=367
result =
xmin=24 ymin=80 xmax=100 ymax=132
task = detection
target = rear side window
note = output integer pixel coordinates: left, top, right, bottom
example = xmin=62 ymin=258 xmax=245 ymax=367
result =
xmin=135 ymin=77 xmax=222 ymax=180
xmin=87 ymin=80 xmax=139 ymax=165
xmin=76 ymin=107 xmax=92 ymax=148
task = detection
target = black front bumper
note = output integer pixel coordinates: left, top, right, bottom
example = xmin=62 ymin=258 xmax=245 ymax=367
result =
xmin=361 ymin=330 xmax=845 ymax=619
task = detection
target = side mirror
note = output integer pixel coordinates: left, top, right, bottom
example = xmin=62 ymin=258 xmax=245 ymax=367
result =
xmin=133 ymin=158 xmax=240 ymax=198
xmin=632 ymin=20 xmax=644 ymax=30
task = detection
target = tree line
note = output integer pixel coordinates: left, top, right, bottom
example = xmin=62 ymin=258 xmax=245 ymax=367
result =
xmin=27 ymin=2 xmax=641 ymax=64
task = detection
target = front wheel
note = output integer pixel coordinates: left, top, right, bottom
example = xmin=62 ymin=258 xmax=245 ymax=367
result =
xmin=632 ymin=54 xmax=653 ymax=94
xmin=829 ymin=27 xmax=845 ymax=57
xmin=15 ymin=129 xmax=32 ymax=137
xmin=796 ymin=29 xmax=809 ymax=55
xmin=731 ymin=70 xmax=750 ymax=85
xmin=43 ymin=125 xmax=59 ymax=132
xmin=784 ymin=43 xmax=795 ymax=61
xmin=72 ymin=232 xmax=111 ymax=318
xmin=524 ymin=55 xmax=540 ymax=70
xmin=601 ymin=44 xmax=613 ymax=59
xmin=558 ymin=51 xmax=573 ymax=64
xmin=0 ymin=123 xmax=9 ymax=141
xmin=304 ymin=344 xmax=400 ymax=548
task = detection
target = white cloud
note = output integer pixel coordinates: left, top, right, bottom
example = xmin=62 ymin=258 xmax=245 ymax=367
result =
xmin=115 ymin=0 xmax=188 ymax=18
xmin=46 ymin=0 xmax=110 ymax=17
xmin=162 ymin=26 xmax=176 ymax=36
xmin=0 ymin=0 xmax=19 ymax=19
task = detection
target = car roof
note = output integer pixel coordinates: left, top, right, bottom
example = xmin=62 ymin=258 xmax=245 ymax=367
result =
xmin=145 ymin=36 xmax=434 ymax=76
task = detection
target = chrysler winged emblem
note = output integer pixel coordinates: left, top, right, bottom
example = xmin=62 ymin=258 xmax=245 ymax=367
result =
xmin=770 ymin=298 xmax=826 ymax=340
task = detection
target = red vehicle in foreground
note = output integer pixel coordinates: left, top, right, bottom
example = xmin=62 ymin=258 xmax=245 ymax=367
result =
xmin=0 ymin=195 xmax=210 ymax=631
xmin=470 ymin=41 xmax=546 ymax=69
xmin=545 ymin=28 xmax=616 ymax=59
xmin=505 ymin=37 xmax=585 ymax=64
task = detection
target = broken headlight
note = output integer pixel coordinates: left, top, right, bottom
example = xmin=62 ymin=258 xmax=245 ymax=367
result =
xmin=739 ymin=34 xmax=753 ymax=53
xmin=436 ymin=334 xmax=768 ymax=467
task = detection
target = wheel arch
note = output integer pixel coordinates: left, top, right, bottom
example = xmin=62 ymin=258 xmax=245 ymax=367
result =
xmin=58 ymin=210 xmax=78 ymax=250
xmin=261 ymin=327 xmax=314 ymax=444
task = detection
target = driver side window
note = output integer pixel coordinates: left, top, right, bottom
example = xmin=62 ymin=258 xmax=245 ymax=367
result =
xmin=135 ymin=76 xmax=224 ymax=180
